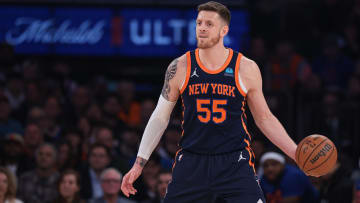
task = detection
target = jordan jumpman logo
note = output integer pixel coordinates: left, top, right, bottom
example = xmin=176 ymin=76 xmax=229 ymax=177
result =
xmin=191 ymin=68 xmax=199 ymax=78
xmin=238 ymin=151 xmax=246 ymax=162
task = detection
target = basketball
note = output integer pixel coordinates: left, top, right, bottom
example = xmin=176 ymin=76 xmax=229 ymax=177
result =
xmin=295 ymin=134 xmax=337 ymax=177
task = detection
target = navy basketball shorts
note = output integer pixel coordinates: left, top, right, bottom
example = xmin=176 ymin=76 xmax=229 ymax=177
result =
xmin=164 ymin=148 xmax=266 ymax=203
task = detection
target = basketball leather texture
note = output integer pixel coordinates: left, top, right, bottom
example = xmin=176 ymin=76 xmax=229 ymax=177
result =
xmin=295 ymin=134 xmax=337 ymax=177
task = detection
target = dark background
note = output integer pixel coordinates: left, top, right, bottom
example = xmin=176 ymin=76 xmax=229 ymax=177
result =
xmin=0 ymin=0 xmax=359 ymax=202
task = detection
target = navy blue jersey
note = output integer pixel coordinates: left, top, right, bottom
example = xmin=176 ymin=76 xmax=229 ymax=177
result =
xmin=180 ymin=48 xmax=253 ymax=156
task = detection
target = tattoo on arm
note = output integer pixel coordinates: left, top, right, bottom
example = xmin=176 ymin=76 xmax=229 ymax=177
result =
xmin=161 ymin=58 xmax=178 ymax=100
xmin=135 ymin=157 xmax=147 ymax=168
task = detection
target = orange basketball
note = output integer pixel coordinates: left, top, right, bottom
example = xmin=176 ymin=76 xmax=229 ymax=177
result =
xmin=295 ymin=134 xmax=337 ymax=177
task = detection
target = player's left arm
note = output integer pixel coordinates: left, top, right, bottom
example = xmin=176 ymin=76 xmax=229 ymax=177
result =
xmin=240 ymin=57 xmax=297 ymax=160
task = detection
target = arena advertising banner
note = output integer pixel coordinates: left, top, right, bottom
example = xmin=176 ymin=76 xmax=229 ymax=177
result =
xmin=0 ymin=6 xmax=249 ymax=56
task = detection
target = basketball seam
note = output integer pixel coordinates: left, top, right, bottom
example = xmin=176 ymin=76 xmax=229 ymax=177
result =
xmin=305 ymin=145 xmax=335 ymax=173
xmin=302 ymin=138 xmax=328 ymax=170
xmin=296 ymin=139 xmax=307 ymax=165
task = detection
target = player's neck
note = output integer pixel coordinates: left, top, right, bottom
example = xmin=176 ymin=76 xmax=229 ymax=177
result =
xmin=198 ymin=43 xmax=229 ymax=71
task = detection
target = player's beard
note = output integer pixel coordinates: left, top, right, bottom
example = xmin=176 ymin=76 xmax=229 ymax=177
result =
xmin=197 ymin=32 xmax=221 ymax=49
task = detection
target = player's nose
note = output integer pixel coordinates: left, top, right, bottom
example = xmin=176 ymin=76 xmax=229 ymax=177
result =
xmin=197 ymin=25 xmax=207 ymax=32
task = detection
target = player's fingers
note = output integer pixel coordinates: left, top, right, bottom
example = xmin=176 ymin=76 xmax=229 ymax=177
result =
xmin=121 ymin=184 xmax=129 ymax=197
xmin=122 ymin=187 xmax=129 ymax=197
xmin=121 ymin=174 xmax=130 ymax=197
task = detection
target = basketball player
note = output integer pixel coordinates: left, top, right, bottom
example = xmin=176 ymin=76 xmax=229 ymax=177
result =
xmin=121 ymin=1 xmax=298 ymax=202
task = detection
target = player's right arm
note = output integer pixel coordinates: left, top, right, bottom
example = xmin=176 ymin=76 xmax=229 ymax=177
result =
xmin=240 ymin=57 xmax=297 ymax=160
xmin=120 ymin=54 xmax=187 ymax=198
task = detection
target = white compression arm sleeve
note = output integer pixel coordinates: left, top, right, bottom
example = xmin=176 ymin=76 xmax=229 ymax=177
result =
xmin=137 ymin=95 xmax=176 ymax=160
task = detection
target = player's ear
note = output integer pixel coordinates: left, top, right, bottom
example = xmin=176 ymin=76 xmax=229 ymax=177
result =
xmin=220 ymin=25 xmax=229 ymax=37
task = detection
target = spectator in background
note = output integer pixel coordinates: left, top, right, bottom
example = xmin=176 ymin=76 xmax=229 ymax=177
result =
xmin=43 ymin=96 xmax=63 ymax=142
xmin=44 ymin=96 xmax=62 ymax=123
xmin=0 ymin=133 xmax=27 ymax=176
xmin=117 ymin=80 xmax=141 ymax=128
xmin=248 ymin=36 xmax=268 ymax=74
xmin=45 ymin=80 xmax=66 ymax=107
xmin=95 ymin=127 xmax=116 ymax=151
xmin=77 ymin=116 xmax=92 ymax=140
xmin=53 ymin=169 xmax=85 ymax=203
xmin=153 ymin=170 xmax=172 ymax=203
xmin=102 ymin=94 xmax=125 ymax=135
xmin=156 ymin=125 xmax=181 ymax=170
xmin=80 ymin=143 xmax=111 ymax=201
xmin=0 ymin=95 xmax=23 ymax=138
xmin=63 ymin=129 xmax=82 ymax=168
xmin=50 ymin=62 xmax=72 ymax=87
xmin=49 ymin=62 xmax=74 ymax=100
xmin=86 ymin=102 xmax=103 ymax=125
xmin=66 ymin=86 xmax=90 ymax=125
xmin=91 ymin=76 xmax=108 ymax=101
xmin=267 ymin=40 xmax=312 ymax=91
xmin=16 ymin=82 xmax=43 ymax=123
xmin=260 ymin=151 xmax=319 ymax=203
xmin=118 ymin=129 xmax=140 ymax=163
xmin=21 ymin=59 xmax=39 ymax=82
xmin=95 ymin=126 xmax=128 ymax=174
xmin=63 ymin=129 xmax=81 ymax=153
xmin=139 ymin=99 xmax=156 ymax=130
xmin=23 ymin=123 xmax=44 ymax=162
xmin=139 ymin=154 xmax=162 ymax=203
xmin=56 ymin=140 xmax=74 ymax=172
xmin=18 ymin=143 xmax=59 ymax=203
xmin=299 ymin=72 xmax=323 ymax=103
xmin=308 ymin=90 xmax=354 ymax=152
xmin=26 ymin=107 xmax=46 ymax=127
xmin=4 ymin=73 xmax=25 ymax=111
xmin=0 ymin=167 xmax=23 ymax=203
xmin=315 ymin=154 xmax=354 ymax=203
xmin=162 ymin=125 xmax=181 ymax=160
xmin=26 ymin=106 xmax=61 ymax=145
xmin=76 ymin=116 xmax=94 ymax=162
xmin=90 ymin=168 xmax=136 ymax=203
xmin=312 ymin=34 xmax=354 ymax=88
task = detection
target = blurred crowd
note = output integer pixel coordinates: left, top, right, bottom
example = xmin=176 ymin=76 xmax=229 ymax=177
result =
xmin=0 ymin=52 xmax=182 ymax=203
xmin=0 ymin=0 xmax=360 ymax=202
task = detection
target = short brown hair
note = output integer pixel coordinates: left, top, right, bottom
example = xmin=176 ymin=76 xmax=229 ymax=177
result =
xmin=57 ymin=169 xmax=81 ymax=190
xmin=0 ymin=167 xmax=17 ymax=201
xmin=55 ymin=169 xmax=83 ymax=203
xmin=88 ymin=142 xmax=112 ymax=160
xmin=197 ymin=1 xmax=231 ymax=25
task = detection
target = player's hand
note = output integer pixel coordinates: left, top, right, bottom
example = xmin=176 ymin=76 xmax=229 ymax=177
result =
xmin=121 ymin=157 xmax=146 ymax=197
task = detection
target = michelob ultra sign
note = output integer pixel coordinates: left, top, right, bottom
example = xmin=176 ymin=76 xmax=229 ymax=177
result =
xmin=0 ymin=6 xmax=250 ymax=56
